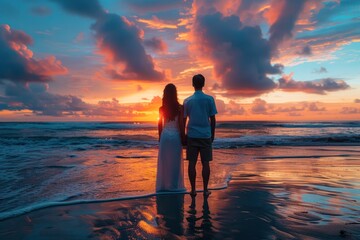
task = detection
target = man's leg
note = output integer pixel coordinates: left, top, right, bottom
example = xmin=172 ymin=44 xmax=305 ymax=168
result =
xmin=202 ymin=161 xmax=210 ymax=194
xmin=188 ymin=161 xmax=197 ymax=195
xmin=200 ymin=138 xmax=212 ymax=196
xmin=187 ymin=138 xmax=199 ymax=196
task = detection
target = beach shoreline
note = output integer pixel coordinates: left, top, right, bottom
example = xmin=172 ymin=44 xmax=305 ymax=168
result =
xmin=1 ymin=146 xmax=359 ymax=239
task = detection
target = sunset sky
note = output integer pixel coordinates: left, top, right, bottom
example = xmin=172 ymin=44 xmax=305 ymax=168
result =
xmin=0 ymin=0 xmax=359 ymax=121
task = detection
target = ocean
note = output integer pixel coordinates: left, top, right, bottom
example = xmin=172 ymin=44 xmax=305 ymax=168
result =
xmin=1 ymin=121 xmax=360 ymax=221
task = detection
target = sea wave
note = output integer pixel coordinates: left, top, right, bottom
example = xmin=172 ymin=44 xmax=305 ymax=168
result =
xmin=1 ymin=133 xmax=359 ymax=151
xmin=217 ymin=121 xmax=360 ymax=129
xmin=0 ymin=136 xmax=158 ymax=150
xmin=3 ymin=121 xmax=359 ymax=133
xmin=213 ymin=134 xmax=360 ymax=148
xmin=0 ymin=177 xmax=231 ymax=221
xmin=0 ymin=122 xmax=154 ymax=131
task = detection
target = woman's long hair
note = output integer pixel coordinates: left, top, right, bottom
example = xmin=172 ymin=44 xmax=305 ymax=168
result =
xmin=162 ymin=83 xmax=180 ymax=121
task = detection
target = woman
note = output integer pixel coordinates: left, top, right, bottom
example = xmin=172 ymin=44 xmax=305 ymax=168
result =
xmin=156 ymin=83 xmax=186 ymax=192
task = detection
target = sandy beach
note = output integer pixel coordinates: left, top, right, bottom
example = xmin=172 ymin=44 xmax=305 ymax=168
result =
xmin=1 ymin=146 xmax=359 ymax=239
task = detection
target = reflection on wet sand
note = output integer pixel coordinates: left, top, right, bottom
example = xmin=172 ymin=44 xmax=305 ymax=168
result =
xmin=156 ymin=194 xmax=184 ymax=236
xmin=0 ymin=146 xmax=359 ymax=239
xmin=186 ymin=195 xmax=215 ymax=239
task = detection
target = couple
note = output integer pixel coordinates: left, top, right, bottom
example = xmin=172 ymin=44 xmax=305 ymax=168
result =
xmin=156 ymin=74 xmax=217 ymax=197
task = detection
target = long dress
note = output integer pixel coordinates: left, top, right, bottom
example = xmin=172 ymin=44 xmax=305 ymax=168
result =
xmin=156 ymin=116 xmax=186 ymax=192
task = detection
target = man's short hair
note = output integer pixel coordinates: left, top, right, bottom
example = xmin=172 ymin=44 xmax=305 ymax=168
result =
xmin=192 ymin=74 xmax=205 ymax=89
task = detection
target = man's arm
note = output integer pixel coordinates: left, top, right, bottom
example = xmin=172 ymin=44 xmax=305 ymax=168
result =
xmin=210 ymin=115 xmax=216 ymax=142
xmin=183 ymin=100 xmax=188 ymax=134
xmin=183 ymin=117 xmax=188 ymax=146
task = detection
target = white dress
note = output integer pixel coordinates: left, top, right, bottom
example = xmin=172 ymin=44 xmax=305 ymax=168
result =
xmin=156 ymin=116 xmax=186 ymax=192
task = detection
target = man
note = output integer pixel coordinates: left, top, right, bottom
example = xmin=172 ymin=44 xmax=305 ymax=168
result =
xmin=183 ymin=74 xmax=217 ymax=197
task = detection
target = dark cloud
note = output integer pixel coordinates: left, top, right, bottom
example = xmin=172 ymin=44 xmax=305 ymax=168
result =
xmin=193 ymin=11 xmax=282 ymax=96
xmin=269 ymin=0 xmax=307 ymax=50
xmin=0 ymin=82 xmax=161 ymax=117
xmin=53 ymin=0 xmax=165 ymax=81
xmin=92 ymin=14 xmax=165 ymax=80
xmin=313 ymin=67 xmax=327 ymax=74
xmin=31 ymin=6 xmax=51 ymax=16
xmin=51 ymin=0 xmax=104 ymax=19
xmin=0 ymin=24 xmax=67 ymax=84
xmin=191 ymin=1 xmax=352 ymax=97
xmin=355 ymin=99 xmax=360 ymax=103
xmin=340 ymin=107 xmax=360 ymax=114
xmin=278 ymin=77 xmax=349 ymax=95
xmin=121 ymin=0 xmax=184 ymax=12
xmin=0 ymin=25 xmax=88 ymax=116
xmin=144 ymin=37 xmax=168 ymax=53
xmin=0 ymin=83 xmax=89 ymax=116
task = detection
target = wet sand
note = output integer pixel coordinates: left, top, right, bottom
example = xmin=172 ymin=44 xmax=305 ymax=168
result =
xmin=1 ymin=146 xmax=360 ymax=239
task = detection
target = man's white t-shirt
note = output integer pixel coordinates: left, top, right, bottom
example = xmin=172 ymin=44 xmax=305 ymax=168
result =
xmin=183 ymin=90 xmax=217 ymax=139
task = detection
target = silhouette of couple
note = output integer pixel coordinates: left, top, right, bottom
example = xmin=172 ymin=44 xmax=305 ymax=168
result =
xmin=156 ymin=74 xmax=217 ymax=197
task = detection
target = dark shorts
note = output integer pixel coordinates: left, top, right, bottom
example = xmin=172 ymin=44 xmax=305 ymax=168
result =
xmin=186 ymin=137 xmax=213 ymax=162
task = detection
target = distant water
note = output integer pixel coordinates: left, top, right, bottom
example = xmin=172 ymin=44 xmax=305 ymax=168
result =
xmin=0 ymin=121 xmax=359 ymax=220
xmin=1 ymin=121 xmax=359 ymax=149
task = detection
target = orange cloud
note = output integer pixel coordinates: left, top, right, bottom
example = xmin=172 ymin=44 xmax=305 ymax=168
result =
xmin=137 ymin=16 xmax=178 ymax=29
xmin=29 ymin=56 xmax=68 ymax=76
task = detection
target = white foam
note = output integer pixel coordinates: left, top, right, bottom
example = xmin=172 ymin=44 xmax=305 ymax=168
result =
xmin=0 ymin=175 xmax=232 ymax=221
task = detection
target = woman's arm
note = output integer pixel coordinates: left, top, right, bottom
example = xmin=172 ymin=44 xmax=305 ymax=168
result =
xmin=178 ymin=105 xmax=186 ymax=145
xmin=158 ymin=107 xmax=163 ymax=142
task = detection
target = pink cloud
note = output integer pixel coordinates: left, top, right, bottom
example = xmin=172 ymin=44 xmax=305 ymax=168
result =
xmin=251 ymin=98 xmax=270 ymax=114
xmin=340 ymin=107 xmax=360 ymax=114
xmin=0 ymin=24 xmax=67 ymax=83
